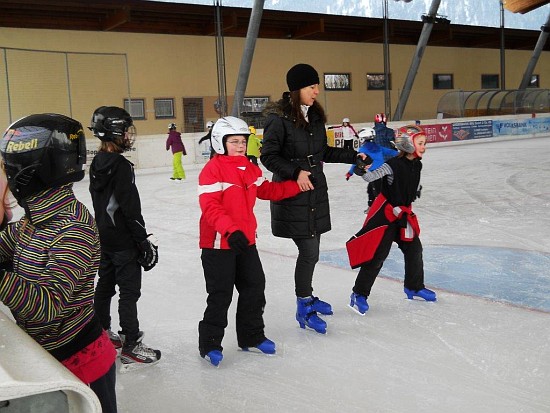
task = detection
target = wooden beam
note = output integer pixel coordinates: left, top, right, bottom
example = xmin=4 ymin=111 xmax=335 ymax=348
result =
xmin=204 ymin=11 xmax=238 ymax=36
xmin=292 ymin=18 xmax=324 ymax=39
xmin=503 ymin=0 xmax=550 ymax=14
xmin=103 ymin=8 xmax=130 ymax=31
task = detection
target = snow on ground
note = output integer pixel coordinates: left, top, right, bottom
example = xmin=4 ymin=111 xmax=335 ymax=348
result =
xmin=56 ymin=135 xmax=550 ymax=412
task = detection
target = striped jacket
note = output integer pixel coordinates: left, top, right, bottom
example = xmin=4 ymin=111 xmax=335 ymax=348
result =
xmin=198 ymin=154 xmax=301 ymax=249
xmin=0 ymin=184 xmax=102 ymax=360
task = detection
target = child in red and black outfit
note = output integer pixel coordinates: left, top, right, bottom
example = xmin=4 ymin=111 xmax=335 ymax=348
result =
xmin=198 ymin=116 xmax=307 ymax=367
xmin=346 ymin=125 xmax=436 ymax=315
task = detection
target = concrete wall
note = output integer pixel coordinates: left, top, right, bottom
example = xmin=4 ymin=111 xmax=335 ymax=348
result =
xmin=1 ymin=27 xmax=549 ymax=135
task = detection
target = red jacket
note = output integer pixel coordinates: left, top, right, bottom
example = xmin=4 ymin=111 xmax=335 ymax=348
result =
xmin=198 ymin=155 xmax=301 ymax=249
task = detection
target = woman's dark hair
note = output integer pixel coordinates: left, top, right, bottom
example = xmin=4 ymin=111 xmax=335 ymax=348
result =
xmin=284 ymin=90 xmax=327 ymax=128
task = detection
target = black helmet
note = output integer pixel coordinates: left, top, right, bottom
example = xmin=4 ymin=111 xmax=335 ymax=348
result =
xmin=89 ymin=106 xmax=133 ymax=142
xmin=0 ymin=113 xmax=86 ymax=203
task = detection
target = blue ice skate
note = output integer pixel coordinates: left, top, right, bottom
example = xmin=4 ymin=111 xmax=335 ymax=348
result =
xmin=202 ymin=350 xmax=223 ymax=367
xmin=241 ymin=338 xmax=276 ymax=355
xmin=296 ymin=297 xmax=327 ymax=334
xmin=311 ymin=296 xmax=333 ymax=315
xmin=349 ymin=292 xmax=369 ymax=315
xmin=404 ymin=287 xmax=437 ymax=302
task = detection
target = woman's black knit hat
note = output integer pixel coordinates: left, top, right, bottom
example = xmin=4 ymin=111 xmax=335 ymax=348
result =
xmin=286 ymin=63 xmax=320 ymax=92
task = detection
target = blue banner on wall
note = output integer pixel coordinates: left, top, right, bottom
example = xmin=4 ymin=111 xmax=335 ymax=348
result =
xmin=493 ymin=117 xmax=550 ymax=136
xmin=452 ymin=120 xmax=493 ymax=141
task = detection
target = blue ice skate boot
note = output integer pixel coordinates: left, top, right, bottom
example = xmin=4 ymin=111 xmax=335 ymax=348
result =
xmin=241 ymin=338 xmax=276 ymax=355
xmin=349 ymin=292 xmax=369 ymax=315
xmin=311 ymin=296 xmax=333 ymax=315
xmin=296 ymin=297 xmax=327 ymax=334
xmin=202 ymin=350 xmax=223 ymax=367
xmin=404 ymin=287 xmax=437 ymax=302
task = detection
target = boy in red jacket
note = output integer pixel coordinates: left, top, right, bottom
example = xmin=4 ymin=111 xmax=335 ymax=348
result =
xmin=198 ymin=116 xmax=309 ymax=367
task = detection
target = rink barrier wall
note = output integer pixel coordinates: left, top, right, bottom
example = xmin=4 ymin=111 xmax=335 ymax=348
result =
xmin=90 ymin=113 xmax=550 ymax=170
xmin=0 ymin=309 xmax=101 ymax=413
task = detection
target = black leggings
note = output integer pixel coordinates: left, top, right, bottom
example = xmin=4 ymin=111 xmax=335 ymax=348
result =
xmin=292 ymin=235 xmax=321 ymax=297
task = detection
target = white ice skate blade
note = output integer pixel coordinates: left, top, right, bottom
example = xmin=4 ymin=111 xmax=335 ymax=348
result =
xmin=348 ymin=304 xmax=367 ymax=316
xmin=119 ymin=359 xmax=160 ymax=374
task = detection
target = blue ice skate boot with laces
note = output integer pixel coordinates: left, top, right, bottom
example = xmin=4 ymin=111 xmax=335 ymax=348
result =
xmin=404 ymin=287 xmax=437 ymax=302
xmin=311 ymin=296 xmax=333 ymax=315
xmin=241 ymin=338 xmax=276 ymax=355
xmin=349 ymin=292 xmax=369 ymax=315
xmin=296 ymin=297 xmax=327 ymax=334
xmin=202 ymin=350 xmax=223 ymax=367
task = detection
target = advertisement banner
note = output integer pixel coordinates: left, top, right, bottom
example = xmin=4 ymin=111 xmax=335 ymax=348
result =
xmin=452 ymin=120 xmax=493 ymax=141
xmin=493 ymin=117 xmax=550 ymax=136
xmin=421 ymin=123 xmax=453 ymax=143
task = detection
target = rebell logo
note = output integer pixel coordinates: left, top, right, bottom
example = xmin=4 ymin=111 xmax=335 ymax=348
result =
xmin=5 ymin=138 xmax=38 ymax=153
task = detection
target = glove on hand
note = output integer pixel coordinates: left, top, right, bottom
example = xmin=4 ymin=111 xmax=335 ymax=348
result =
xmin=355 ymin=154 xmax=372 ymax=170
xmin=416 ymin=185 xmax=423 ymax=199
xmin=353 ymin=165 xmax=366 ymax=177
xmin=227 ymin=230 xmax=249 ymax=254
xmin=137 ymin=235 xmax=159 ymax=271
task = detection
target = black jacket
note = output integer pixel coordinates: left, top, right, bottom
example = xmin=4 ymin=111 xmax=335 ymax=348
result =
xmin=89 ymin=152 xmax=147 ymax=251
xmin=260 ymin=103 xmax=358 ymax=238
xmin=381 ymin=155 xmax=422 ymax=207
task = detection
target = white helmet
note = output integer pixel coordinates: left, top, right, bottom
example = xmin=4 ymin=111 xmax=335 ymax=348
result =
xmin=342 ymin=117 xmax=350 ymax=123
xmin=211 ymin=116 xmax=250 ymax=155
xmin=206 ymin=120 xmax=214 ymax=129
xmin=358 ymin=127 xmax=375 ymax=142
xmin=168 ymin=123 xmax=176 ymax=130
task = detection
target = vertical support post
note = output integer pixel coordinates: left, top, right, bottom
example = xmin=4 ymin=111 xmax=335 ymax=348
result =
xmin=519 ymin=11 xmax=550 ymax=90
xmin=231 ymin=0 xmax=265 ymax=117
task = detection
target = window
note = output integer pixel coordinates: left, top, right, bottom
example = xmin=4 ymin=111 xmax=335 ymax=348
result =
xmin=367 ymin=73 xmax=391 ymax=90
xmin=154 ymin=98 xmax=174 ymax=119
xmin=124 ymin=98 xmax=145 ymax=120
xmin=527 ymin=74 xmax=540 ymax=88
xmin=324 ymin=73 xmax=351 ymax=91
xmin=433 ymin=74 xmax=453 ymax=90
xmin=241 ymin=96 xmax=269 ymax=113
xmin=481 ymin=74 xmax=499 ymax=89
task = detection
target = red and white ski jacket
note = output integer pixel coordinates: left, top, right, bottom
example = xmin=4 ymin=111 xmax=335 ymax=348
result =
xmin=198 ymin=154 xmax=301 ymax=249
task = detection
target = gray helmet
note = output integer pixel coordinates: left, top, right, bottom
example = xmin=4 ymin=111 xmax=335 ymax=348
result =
xmin=211 ymin=116 xmax=250 ymax=155
xmin=395 ymin=125 xmax=424 ymax=154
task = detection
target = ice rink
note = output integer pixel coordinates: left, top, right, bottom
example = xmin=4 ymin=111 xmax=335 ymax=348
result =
xmin=49 ymin=135 xmax=550 ymax=412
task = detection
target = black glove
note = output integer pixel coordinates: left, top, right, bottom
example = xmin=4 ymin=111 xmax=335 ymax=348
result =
xmin=137 ymin=235 xmax=159 ymax=271
xmin=416 ymin=185 xmax=423 ymax=199
xmin=355 ymin=154 xmax=372 ymax=170
xmin=227 ymin=230 xmax=249 ymax=254
xmin=353 ymin=165 xmax=366 ymax=176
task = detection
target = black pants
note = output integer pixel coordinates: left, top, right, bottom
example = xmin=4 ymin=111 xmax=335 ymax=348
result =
xmin=199 ymin=246 xmax=266 ymax=355
xmin=292 ymin=235 xmax=321 ymax=297
xmin=343 ymin=139 xmax=354 ymax=150
xmin=94 ymin=248 xmax=142 ymax=342
xmin=353 ymin=223 xmax=424 ymax=297
xmin=90 ymin=362 xmax=117 ymax=413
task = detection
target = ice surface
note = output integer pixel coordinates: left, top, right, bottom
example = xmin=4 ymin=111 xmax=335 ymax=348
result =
xmin=12 ymin=135 xmax=550 ymax=412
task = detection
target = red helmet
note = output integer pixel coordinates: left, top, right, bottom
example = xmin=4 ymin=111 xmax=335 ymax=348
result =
xmin=375 ymin=113 xmax=387 ymax=123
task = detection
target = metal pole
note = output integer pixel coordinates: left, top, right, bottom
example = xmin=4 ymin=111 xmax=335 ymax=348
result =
xmin=500 ymin=0 xmax=506 ymax=90
xmin=393 ymin=0 xmax=441 ymax=121
xmin=65 ymin=53 xmax=72 ymax=117
xmin=230 ymin=0 xmax=265 ymax=117
xmin=383 ymin=0 xmax=391 ymax=118
xmin=519 ymin=11 xmax=550 ymax=90
xmin=3 ymin=48 xmax=12 ymax=124
xmin=215 ymin=0 xmax=227 ymax=117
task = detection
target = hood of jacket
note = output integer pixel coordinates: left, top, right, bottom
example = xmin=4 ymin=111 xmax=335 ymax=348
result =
xmin=89 ymin=152 xmax=126 ymax=192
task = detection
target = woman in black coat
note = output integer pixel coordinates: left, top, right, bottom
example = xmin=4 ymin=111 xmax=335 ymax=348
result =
xmin=261 ymin=63 xmax=370 ymax=334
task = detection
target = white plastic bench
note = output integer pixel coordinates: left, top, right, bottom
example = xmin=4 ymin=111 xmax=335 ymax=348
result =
xmin=0 ymin=308 xmax=101 ymax=413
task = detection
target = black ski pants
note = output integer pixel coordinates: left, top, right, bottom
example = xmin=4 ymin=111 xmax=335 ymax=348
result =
xmin=353 ymin=222 xmax=425 ymax=297
xmin=90 ymin=362 xmax=117 ymax=413
xmin=94 ymin=248 xmax=142 ymax=343
xmin=199 ymin=246 xmax=266 ymax=355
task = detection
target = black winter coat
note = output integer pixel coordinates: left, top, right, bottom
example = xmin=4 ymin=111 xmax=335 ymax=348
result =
xmin=260 ymin=104 xmax=358 ymax=239
xmin=89 ymin=152 xmax=148 ymax=251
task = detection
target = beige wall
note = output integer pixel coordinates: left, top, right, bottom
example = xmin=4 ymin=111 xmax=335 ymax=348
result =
xmin=1 ymin=27 xmax=548 ymax=134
